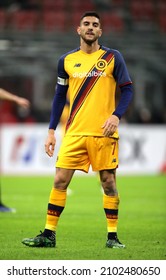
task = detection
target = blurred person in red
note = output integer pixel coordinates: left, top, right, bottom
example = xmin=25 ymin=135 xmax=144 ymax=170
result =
xmin=0 ymin=88 xmax=30 ymax=212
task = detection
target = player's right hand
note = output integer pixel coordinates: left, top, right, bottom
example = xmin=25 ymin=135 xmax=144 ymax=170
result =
xmin=45 ymin=130 xmax=56 ymax=157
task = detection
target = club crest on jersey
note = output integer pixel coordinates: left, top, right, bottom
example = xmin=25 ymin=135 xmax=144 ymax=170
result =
xmin=95 ymin=59 xmax=107 ymax=71
xmin=74 ymin=63 xmax=81 ymax=67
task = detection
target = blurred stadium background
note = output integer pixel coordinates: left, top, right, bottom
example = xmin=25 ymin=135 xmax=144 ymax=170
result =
xmin=0 ymin=0 xmax=166 ymax=176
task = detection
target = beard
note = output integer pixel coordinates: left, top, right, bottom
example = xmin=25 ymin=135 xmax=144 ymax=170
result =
xmin=80 ymin=33 xmax=98 ymax=45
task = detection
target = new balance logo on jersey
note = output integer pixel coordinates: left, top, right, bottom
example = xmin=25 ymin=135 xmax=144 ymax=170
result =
xmin=74 ymin=63 xmax=81 ymax=67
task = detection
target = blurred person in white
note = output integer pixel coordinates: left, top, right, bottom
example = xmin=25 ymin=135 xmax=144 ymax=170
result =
xmin=0 ymin=88 xmax=30 ymax=212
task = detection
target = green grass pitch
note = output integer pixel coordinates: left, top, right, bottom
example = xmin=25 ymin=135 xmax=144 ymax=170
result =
xmin=0 ymin=174 xmax=165 ymax=260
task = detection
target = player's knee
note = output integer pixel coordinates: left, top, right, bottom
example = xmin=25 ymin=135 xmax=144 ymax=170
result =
xmin=101 ymin=177 xmax=117 ymax=196
xmin=54 ymin=174 xmax=69 ymax=190
xmin=101 ymin=174 xmax=114 ymax=186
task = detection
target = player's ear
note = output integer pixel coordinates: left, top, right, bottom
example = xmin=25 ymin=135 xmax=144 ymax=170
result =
xmin=77 ymin=26 xmax=81 ymax=35
xmin=99 ymin=28 xmax=102 ymax=37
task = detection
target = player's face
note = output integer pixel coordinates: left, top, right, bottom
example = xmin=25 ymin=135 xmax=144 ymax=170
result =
xmin=77 ymin=16 xmax=102 ymax=45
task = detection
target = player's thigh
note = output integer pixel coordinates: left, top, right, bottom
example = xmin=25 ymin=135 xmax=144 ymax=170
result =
xmin=89 ymin=137 xmax=119 ymax=171
xmin=56 ymin=136 xmax=90 ymax=172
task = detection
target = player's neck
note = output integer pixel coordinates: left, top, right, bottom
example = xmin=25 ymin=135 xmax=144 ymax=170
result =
xmin=80 ymin=41 xmax=100 ymax=54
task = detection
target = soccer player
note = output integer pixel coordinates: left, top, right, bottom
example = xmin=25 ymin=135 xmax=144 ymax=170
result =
xmin=22 ymin=11 xmax=133 ymax=248
xmin=0 ymin=88 xmax=30 ymax=212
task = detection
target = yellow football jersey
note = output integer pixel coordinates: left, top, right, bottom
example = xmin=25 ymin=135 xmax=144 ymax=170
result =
xmin=57 ymin=46 xmax=132 ymax=138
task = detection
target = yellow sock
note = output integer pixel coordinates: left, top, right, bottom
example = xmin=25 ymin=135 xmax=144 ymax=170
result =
xmin=103 ymin=194 xmax=120 ymax=233
xmin=45 ymin=187 xmax=67 ymax=232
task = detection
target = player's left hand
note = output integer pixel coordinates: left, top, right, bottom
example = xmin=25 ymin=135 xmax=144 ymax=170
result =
xmin=102 ymin=115 xmax=119 ymax=137
xmin=16 ymin=97 xmax=30 ymax=108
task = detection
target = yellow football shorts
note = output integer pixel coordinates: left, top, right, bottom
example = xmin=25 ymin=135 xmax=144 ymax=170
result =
xmin=56 ymin=135 xmax=118 ymax=173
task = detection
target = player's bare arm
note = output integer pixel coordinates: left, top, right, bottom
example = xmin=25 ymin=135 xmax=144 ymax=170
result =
xmin=45 ymin=129 xmax=56 ymax=157
xmin=102 ymin=115 xmax=120 ymax=137
xmin=15 ymin=97 xmax=30 ymax=108
xmin=0 ymin=88 xmax=30 ymax=108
